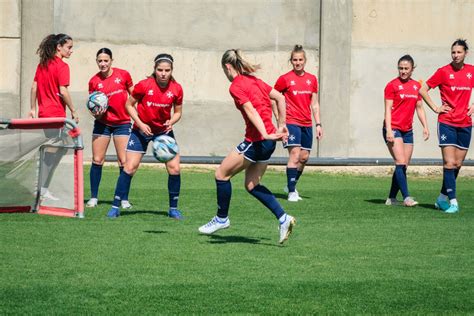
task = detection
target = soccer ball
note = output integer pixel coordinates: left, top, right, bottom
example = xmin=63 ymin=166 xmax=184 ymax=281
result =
xmin=87 ymin=91 xmax=108 ymax=115
xmin=153 ymin=135 xmax=179 ymax=162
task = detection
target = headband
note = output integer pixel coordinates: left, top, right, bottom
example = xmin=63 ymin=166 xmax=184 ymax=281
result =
xmin=154 ymin=57 xmax=173 ymax=64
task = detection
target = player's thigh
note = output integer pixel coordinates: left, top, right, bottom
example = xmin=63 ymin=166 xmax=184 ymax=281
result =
xmin=216 ymin=150 xmax=249 ymax=181
xmin=112 ymin=135 xmax=129 ymax=166
xmin=387 ymin=138 xmax=408 ymax=165
xmin=92 ymin=135 xmax=111 ymax=165
xmin=403 ymin=143 xmax=414 ymax=165
xmin=287 ymin=146 xmax=301 ymax=167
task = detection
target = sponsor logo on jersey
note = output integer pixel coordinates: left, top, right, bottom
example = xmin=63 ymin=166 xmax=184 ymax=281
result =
xmin=107 ymin=89 xmax=125 ymax=98
xmin=399 ymin=93 xmax=417 ymax=99
xmin=146 ymin=101 xmax=171 ymax=107
xmin=450 ymin=86 xmax=471 ymax=91
xmin=292 ymin=90 xmax=313 ymax=96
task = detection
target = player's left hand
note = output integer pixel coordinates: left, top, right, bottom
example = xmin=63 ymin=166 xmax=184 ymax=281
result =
xmin=468 ymin=104 xmax=474 ymax=116
xmin=316 ymin=125 xmax=323 ymax=140
xmin=423 ymin=128 xmax=430 ymax=141
xmin=277 ymin=125 xmax=289 ymax=142
xmin=71 ymin=110 xmax=79 ymax=124
xmin=164 ymin=120 xmax=173 ymax=132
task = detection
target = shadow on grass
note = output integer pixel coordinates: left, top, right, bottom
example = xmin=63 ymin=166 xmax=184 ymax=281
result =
xmin=365 ymin=199 xmax=387 ymax=205
xmin=203 ymin=234 xmax=279 ymax=247
xmin=274 ymin=193 xmax=310 ymax=200
xmin=143 ymin=230 xmax=167 ymax=234
xmin=365 ymin=199 xmax=440 ymax=212
xmin=120 ymin=210 xmax=169 ymax=217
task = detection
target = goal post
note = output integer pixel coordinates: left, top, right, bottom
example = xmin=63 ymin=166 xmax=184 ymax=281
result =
xmin=0 ymin=117 xmax=84 ymax=218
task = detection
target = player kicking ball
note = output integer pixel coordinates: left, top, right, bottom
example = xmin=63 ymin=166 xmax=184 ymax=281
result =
xmin=198 ymin=49 xmax=296 ymax=244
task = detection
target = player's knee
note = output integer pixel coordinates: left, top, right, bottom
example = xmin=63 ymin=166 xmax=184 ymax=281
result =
xmin=299 ymin=153 xmax=309 ymax=164
xmin=215 ymin=168 xmax=230 ymax=181
xmin=92 ymin=157 xmax=105 ymax=165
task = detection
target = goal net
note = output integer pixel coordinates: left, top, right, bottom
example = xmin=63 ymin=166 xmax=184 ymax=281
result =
xmin=0 ymin=117 xmax=84 ymax=218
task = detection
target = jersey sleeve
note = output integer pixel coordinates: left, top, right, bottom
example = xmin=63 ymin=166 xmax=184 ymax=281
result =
xmin=260 ymin=79 xmax=272 ymax=95
xmin=384 ymin=82 xmax=395 ymax=100
xmin=131 ymin=81 xmax=145 ymax=101
xmin=229 ymin=81 xmax=249 ymax=106
xmin=274 ymin=75 xmax=287 ymax=93
xmin=175 ymin=84 xmax=183 ymax=105
xmin=124 ymin=71 xmax=133 ymax=89
xmin=57 ymin=63 xmax=70 ymax=87
xmin=426 ymin=68 xmax=443 ymax=89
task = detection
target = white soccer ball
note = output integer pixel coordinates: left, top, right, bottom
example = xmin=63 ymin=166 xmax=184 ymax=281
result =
xmin=153 ymin=135 xmax=179 ymax=162
xmin=87 ymin=91 xmax=108 ymax=115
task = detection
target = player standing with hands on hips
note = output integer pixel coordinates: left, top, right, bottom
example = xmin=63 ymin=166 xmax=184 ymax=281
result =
xmin=383 ymin=55 xmax=429 ymax=207
xmin=274 ymin=45 xmax=322 ymax=202
xmin=29 ymin=33 xmax=78 ymax=200
xmin=86 ymin=48 xmax=134 ymax=209
xmin=198 ymin=49 xmax=296 ymax=244
xmin=107 ymin=54 xmax=184 ymax=219
xmin=419 ymin=39 xmax=474 ymax=213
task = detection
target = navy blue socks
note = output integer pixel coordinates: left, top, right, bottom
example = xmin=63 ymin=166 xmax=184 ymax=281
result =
xmin=216 ymin=179 xmax=232 ymax=218
xmin=249 ymin=184 xmax=285 ymax=219
xmin=90 ymin=163 xmax=103 ymax=199
xmin=286 ymin=167 xmax=298 ymax=193
xmin=443 ymin=168 xmax=456 ymax=200
xmin=394 ymin=164 xmax=409 ymax=199
xmin=168 ymin=174 xmax=181 ymax=209
xmin=112 ymin=171 xmax=133 ymax=208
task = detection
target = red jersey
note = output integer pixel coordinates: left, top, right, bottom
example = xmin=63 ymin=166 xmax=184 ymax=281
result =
xmin=426 ymin=63 xmax=474 ymax=127
xmin=384 ymin=77 xmax=421 ymax=132
xmin=274 ymin=70 xmax=318 ymax=127
xmin=229 ymin=74 xmax=276 ymax=142
xmin=89 ymin=68 xmax=133 ymax=125
xmin=34 ymin=56 xmax=70 ymax=118
xmin=131 ymin=77 xmax=183 ymax=134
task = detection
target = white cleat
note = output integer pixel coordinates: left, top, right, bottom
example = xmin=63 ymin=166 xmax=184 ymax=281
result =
xmin=121 ymin=200 xmax=133 ymax=209
xmin=86 ymin=198 xmax=98 ymax=208
xmin=279 ymin=214 xmax=296 ymax=244
xmin=198 ymin=216 xmax=230 ymax=234
xmin=287 ymin=191 xmax=302 ymax=202
xmin=385 ymin=198 xmax=401 ymax=206
xmin=41 ymin=189 xmax=59 ymax=201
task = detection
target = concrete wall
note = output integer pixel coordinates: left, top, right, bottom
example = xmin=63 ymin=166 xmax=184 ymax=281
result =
xmin=3 ymin=0 xmax=474 ymax=160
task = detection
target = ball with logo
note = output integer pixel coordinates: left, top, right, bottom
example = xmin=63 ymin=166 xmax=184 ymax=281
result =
xmin=153 ymin=135 xmax=179 ymax=163
xmin=87 ymin=91 xmax=108 ymax=115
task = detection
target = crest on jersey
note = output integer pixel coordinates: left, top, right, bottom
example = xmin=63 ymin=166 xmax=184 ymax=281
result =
xmin=166 ymin=91 xmax=174 ymax=99
xmin=114 ymin=78 xmax=121 ymax=84
xmin=306 ymin=79 xmax=312 ymax=86
xmin=467 ymin=73 xmax=472 ymax=79
xmin=413 ymin=85 xmax=418 ymax=91
xmin=98 ymin=83 xmax=103 ymax=89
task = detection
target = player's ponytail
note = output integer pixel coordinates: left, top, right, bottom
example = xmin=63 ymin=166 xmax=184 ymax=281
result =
xmin=37 ymin=33 xmax=72 ymax=67
xmin=221 ymin=49 xmax=260 ymax=75
xmin=290 ymin=44 xmax=306 ymax=62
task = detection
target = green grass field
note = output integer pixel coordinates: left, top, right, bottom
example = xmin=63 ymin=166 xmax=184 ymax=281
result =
xmin=1 ymin=166 xmax=473 ymax=314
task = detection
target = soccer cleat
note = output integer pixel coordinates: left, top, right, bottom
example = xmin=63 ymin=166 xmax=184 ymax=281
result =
xmin=41 ymin=189 xmax=59 ymax=201
xmin=198 ymin=216 xmax=230 ymax=234
xmin=107 ymin=207 xmax=120 ymax=218
xmin=385 ymin=198 xmax=401 ymax=206
xmin=444 ymin=204 xmax=459 ymax=214
xmin=403 ymin=197 xmax=418 ymax=207
xmin=168 ymin=209 xmax=183 ymax=220
xmin=435 ymin=198 xmax=450 ymax=211
xmin=121 ymin=200 xmax=132 ymax=209
xmin=86 ymin=198 xmax=98 ymax=208
xmin=279 ymin=214 xmax=296 ymax=244
xmin=287 ymin=191 xmax=302 ymax=202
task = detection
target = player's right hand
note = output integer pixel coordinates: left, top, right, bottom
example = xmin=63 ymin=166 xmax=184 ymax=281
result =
xmin=138 ymin=122 xmax=153 ymax=136
xmin=27 ymin=110 xmax=36 ymax=118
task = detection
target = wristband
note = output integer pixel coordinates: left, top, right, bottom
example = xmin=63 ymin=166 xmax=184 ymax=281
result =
xmin=315 ymin=123 xmax=322 ymax=127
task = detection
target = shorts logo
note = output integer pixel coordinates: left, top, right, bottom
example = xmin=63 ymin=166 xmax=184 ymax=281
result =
xmin=240 ymin=143 xmax=246 ymax=148
xmin=289 ymin=134 xmax=296 ymax=141
xmin=148 ymin=89 xmax=154 ymax=95
xmin=128 ymin=139 xmax=135 ymax=146
xmin=449 ymin=74 xmax=455 ymax=79
xmin=440 ymin=134 xmax=447 ymax=141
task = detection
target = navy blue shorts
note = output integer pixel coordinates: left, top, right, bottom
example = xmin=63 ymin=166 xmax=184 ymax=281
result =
xmin=93 ymin=121 xmax=131 ymax=138
xmin=283 ymin=124 xmax=313 ymax=151
xmin=127 ymin=129 xmax=175 ymax=154
xmin=235 ymin=139 xmax=276 ymax=163
xmin=382 ymin=128 xmax=414 ymax=144
xmin=438 ymin=122 xmax=472 ymax=150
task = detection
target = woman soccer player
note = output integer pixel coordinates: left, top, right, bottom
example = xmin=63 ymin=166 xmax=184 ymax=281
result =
xmin=274 ymin=45 xmax=322 ymax=202
xmin=86 ymin=48 xmax=134 ymax=209
xmin=383 ymin=55 xmax=429 ymax=207
xmin=198 ymin=49 xmax=296 ymax=244
xmin=28 ymin=33 xmax=78 ymax=200
xmin=107 ymin=53 xmax=184 ymax=219
xmin=419 ymin=39 xmax=474 ymax=213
